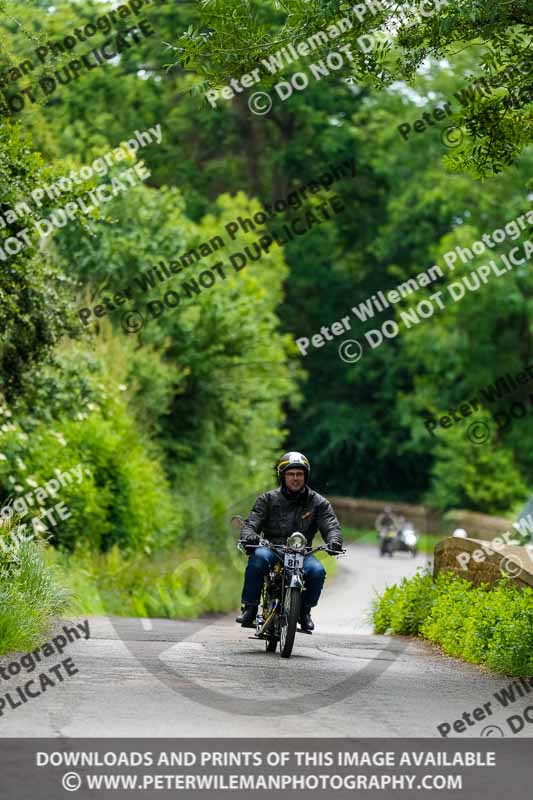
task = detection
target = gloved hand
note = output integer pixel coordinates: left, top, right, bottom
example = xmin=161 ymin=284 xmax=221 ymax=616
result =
xmin=327 ymin=539 xmax=343 ymax=553
xmin=242 ymin=533 xmax=260 ymax=553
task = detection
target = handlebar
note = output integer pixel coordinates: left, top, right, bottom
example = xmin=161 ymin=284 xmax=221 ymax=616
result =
xmin=240 ymin=540 xmax=346 ymax=556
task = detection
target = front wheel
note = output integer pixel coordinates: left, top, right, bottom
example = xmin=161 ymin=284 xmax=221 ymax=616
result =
xmin=380 ymin=539 xmax=390 ymax=556
xmin=280 ymin=586 xmax=301 ymax=659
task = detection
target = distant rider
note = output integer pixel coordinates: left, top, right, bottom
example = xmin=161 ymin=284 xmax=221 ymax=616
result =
xmin=237 ymin=451 xmax=343 ymax=632
xmin=376 ymin=505 xmax=398 ymax=533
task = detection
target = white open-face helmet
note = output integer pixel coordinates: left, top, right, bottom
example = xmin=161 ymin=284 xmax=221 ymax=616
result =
xmin=276 ymin=451 xmax=310 ymax=484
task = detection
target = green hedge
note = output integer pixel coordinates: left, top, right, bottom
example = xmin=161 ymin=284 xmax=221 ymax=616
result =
xmin=372 ymin=569 xmax=533 ymax=676
xmin=0 ymin=362 xmax=180 ymax=555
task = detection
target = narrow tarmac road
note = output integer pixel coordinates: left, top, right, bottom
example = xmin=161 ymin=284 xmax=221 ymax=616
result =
xmin=0 ymin=544 xmax=524 ymax=738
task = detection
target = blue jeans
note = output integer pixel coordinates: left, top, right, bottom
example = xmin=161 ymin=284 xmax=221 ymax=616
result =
xmin=241 ymin=546 xmax=326 ymax=608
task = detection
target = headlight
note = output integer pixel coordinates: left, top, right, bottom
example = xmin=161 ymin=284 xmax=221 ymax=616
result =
xmin=404 ymin=532 xmax=417 ymax=546
xmin=287 ymin=532 xmax=306 ymax=550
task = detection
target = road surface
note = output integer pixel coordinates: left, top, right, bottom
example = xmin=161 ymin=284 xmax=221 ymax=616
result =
xmin=0 ymin=544 xmax=524 ymax=737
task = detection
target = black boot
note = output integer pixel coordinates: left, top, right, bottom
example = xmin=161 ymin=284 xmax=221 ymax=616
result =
xmin=299 ymin=607 xmax=314 ymax=632
xmin=236 ymin=604 xmax=258 ymax=627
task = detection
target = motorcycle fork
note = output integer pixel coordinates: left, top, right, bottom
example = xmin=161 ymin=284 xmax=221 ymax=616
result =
xmin=282 ymin=568 xmax=304 ymax=615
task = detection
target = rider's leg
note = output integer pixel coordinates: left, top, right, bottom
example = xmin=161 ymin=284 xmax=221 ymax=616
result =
xmin=241 ymin=546 xmax=278 ymax=606
xmin=301 ymin=554 xmax=326 ymax=608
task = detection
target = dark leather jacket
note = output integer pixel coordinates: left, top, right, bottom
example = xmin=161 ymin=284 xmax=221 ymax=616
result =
xmin=240 ymin=486 xmax=343 ymax=547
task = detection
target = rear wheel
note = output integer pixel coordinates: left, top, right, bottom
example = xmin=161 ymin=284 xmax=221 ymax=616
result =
xmin=265 ymin=637 xmax=277 ymax=652
xmin=280 ymin=587 xmax=301 ymax=659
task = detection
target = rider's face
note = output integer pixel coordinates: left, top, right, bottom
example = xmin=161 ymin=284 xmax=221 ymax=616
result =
xmin=284 ymin=469 xmax=305 ymax=491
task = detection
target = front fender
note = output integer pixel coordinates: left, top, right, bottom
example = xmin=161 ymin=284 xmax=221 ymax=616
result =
xmin=289 ymin=572 xmax=304 ymax=590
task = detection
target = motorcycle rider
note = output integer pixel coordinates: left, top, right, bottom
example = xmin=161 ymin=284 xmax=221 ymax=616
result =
xmin=376 ymin=505 xmax=398 ymax=534
xmin=236 ymin=451 xmax=343 ymax=632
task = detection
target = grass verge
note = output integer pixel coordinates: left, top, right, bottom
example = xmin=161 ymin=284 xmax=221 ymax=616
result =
xmin=0 ymin=534 xmax=71 ymax=656
xmin=48 ymin=544 xmax=244 ymax=618
xmin=372 ymin=568 xmax=533 ymax=675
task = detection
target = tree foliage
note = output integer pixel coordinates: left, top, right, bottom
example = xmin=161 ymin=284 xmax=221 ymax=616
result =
xmin=171 ymin=0 xmax=533 ymax=177
xmin=0 ymin=0 xmax=530 ymax=536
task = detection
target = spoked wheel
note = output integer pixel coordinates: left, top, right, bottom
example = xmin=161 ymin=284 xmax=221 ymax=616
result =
xmin=280 ymin=586 xmax=301 ymax=659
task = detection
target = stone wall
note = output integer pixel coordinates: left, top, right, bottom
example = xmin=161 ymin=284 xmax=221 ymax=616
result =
xmin=329 ymin=496 xmax=512 ymax=538
xmin=433 ymin=536 xmax=533 ymax=590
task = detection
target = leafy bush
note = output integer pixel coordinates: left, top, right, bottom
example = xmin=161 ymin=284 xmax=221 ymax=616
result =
xmin=420 ymin=573 xmax=485 ymax=658
xmin=0 ymin=340 xmax=181 ymax=554
xmin=372 ymin=569 xmax=533 ymax=675
xmin=372 ymin=569 xmax=436 ymax=636
xmin=0 ymin=402 xmax=179 ymax=554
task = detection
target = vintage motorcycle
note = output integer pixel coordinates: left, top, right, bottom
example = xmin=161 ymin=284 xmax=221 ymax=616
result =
xmin=377 ymin=517 xmax=419 ymax=557
xmin=378 ymin=525 xmax=398 ymax=557
xmin=233 ymin=516 xmax=345 ymax=658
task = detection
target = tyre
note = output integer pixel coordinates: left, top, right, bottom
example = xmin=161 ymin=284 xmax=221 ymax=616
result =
xmin=265 ymin=637 xmax=278 ymax=652
xmin=280 ymin=586 xmax=301 ymax=659
xmin=411 ymin=547 xmax=418 ymax=558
